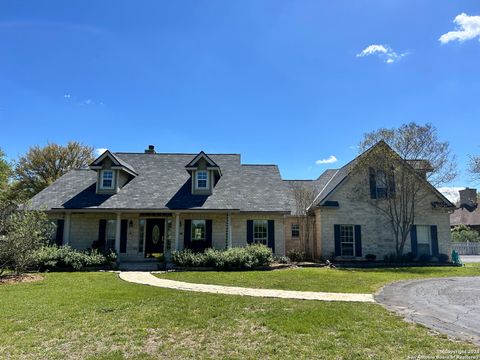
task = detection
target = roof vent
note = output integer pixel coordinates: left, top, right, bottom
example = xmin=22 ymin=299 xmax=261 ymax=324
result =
xmin=145 ymin=145 xmax=156 ymax=154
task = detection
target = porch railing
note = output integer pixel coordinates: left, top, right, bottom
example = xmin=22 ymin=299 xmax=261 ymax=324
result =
xmin=451 ymin=242 xmax=480 ymax=255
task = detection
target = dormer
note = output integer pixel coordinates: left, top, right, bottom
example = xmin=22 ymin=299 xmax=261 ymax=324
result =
xmin=185 ymin=151 xmax=222 ymax=195
xmin=89 ymin=150 xmax=137 ymax=194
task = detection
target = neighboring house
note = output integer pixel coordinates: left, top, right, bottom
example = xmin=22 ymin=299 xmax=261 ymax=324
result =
xmin=450 ymin=188 xmax=480 ymax=232
xmin=28 ymin=142 xmax=454 ymax=263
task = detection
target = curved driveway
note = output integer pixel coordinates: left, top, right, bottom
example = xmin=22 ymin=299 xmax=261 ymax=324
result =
xmin=376 ymin=277 xmax=480 ymax=345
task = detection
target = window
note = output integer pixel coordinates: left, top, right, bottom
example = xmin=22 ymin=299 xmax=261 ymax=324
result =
xmin=191 ymin=220 xmax=206 ymax=241
xmin=105 ymin=219 xmax=116 ymax=250
xmin=416 ymin=225 xmax=431 ymax=256
xmin=253 ymin=220 xmax=268 ymax=245
xmin=340 ymin=225 xmax=355 ymax=257
xmin=100 ymin=170 xmax=114 ymax=189
xmin=375 ymin=170 xmax=388 ymax=198
xmin=291 ymin=224 xmax=300 ymax=238
xmin=196 ymin=171 xmax=208 ymax=189
xmin=369 ymin=167 xmax=395 ymax=199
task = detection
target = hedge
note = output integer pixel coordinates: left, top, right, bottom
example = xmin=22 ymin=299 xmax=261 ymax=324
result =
xmin=172 ymin=243 xmax=273 ymax=270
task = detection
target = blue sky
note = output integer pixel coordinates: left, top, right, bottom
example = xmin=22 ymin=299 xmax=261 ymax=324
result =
xmin=1 ymin=1 xmax=479 ymax=198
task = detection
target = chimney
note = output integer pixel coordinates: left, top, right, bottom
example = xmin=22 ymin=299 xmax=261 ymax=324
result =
xmin=144 ymin=145 xmax=156 ymax=154
xmin=459 ymin=188 xmax=477 ymax=210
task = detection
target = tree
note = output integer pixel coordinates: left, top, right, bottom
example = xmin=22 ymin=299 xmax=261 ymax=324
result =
xmin=468 ymin=155 xmax=480 ymax=182
xmin=0 ymin=209 xmax=55 ymax=276
xmin=356 ymin=122 xmax=457 ymax=257
xmin=0 ymin=147 xmax=11 ymax=192
xmin=451 ymin=225 xmax=480 ymax=243
xmin=289 ymin=182 xmax=318 ymax=259
xmin=13 ymin=141 xmax=94 ymax=199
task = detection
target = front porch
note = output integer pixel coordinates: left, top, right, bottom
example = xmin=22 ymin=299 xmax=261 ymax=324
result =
xmin=51 ymin=210 xmax=285 ymax=263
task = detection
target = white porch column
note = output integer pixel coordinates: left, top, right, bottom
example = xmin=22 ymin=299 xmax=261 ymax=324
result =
xmin=174 ymin=213 xmax=180 ymax=251
xmin=63 ymin=212 xmax=71 ymax=245
xmin=115 ymin=212 xmax=121 ymax=254
xmin=227 ymin=212 xmax=232 ymax=249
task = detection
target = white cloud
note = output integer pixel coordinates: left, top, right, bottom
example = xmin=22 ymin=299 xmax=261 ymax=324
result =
xmin=437 ymin=187 xmax=465 ymax=203
xmin=439 ymin=13 xmax=480 ymax=44
xmin=356 ymin=44 xmax=407 ymax=63
xmin=83 ymin=99 xmax=94 ymax=105
xmin=94 ymin=148 xmax=108 ymax=156
xmin=315 ymin=155 xmax=338 ymax=165
xmin=64 ymin=94 xmax=71 ymax=99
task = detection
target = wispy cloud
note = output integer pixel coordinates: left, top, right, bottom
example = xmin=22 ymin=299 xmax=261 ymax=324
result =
xmin=63 ymin=94 xmax=103 ymax=106
xmin=439 ymin=13 xmax=480 ymax=44
xmin=437 ymin=187 xmax=465 ymax=203
xmin=316 ymin=155 xmax=338 ymax=165
xmin=356 ymin=44 xmax=408 ymax=63
xmin=94 ymin=148 xmax=108 ymax=157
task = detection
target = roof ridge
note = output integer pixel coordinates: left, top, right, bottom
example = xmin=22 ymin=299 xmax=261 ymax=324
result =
xmin=115 ymin=152 xmax=241 ymax=156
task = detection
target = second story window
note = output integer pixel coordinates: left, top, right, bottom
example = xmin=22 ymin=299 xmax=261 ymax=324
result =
xmin=369 ymin=167 xmax=395 ymax=199
xmin=196 ymin=171 xmax=208 ymax=189
xmin=100 ymin=170 xmax=114 ymax=189
xmin=375 ymin=170 xmax=388 ymax=198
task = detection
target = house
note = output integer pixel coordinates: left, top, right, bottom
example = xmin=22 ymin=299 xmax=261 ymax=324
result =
xmin=450 ymin=188 xmax=480 ymax=232
xmin=28 ymin=142 xmax=454 ymax=263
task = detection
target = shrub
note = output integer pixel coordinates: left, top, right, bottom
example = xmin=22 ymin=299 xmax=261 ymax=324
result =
xmin=172 ymin=244 xmax=273 ymax=270
xmin=287 ymin=249 xmax=305 ymax=262
xmin=0 ymin=209 xmax=55 ymax=275
xmin=451 ymin=225 xmax=480 ymax=243
xmin=273 ymin=255 xmax=290 ymax=264
xmin=33 ymin=245 xmax=117 ymax=271
xmin=418 ymin=253 xmax=432 ymax=262
xmin=438 ymin=253 xmax=449 ymax=263
xmin=365 ymin=254 xmax=376 ymax=262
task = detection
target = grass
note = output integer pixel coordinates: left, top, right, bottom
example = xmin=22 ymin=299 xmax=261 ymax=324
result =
xmin=0 ymin=272 xmax=479 ymax=359
xmin=156 ymin=263 xmax=480 ymax=293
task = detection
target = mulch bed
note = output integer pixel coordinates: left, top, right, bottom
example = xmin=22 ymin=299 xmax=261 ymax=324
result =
xmin=0 ymin=273 xmax=43 ymax=285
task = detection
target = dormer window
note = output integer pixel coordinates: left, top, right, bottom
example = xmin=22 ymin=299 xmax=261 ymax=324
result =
xmin=196 ymin=171 xmax=208 ymax=189
xmin=100 ymin=170 xmax=115 ymax=189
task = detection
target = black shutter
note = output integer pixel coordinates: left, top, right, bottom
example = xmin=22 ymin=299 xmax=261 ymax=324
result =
xmin=55 ymin=219 xmax=64 ymax=246
xmin=184 ymin=219 xmax=191 ymax=249
xmin=388 ymin=172 xmax=396 ymax=198
xmin=267 ymin=220 xmax=275 ymax=252
xmin=246 ymin=220 xmax=253 ymax=244
xmin=334 ymin=224 xmax=341 ymax=256
xmin=120 ymin=219 xmax=128 ymax=253
xmin=369 ymin=167 xmax=377 ymax=199
xmin=98 ymin=219 xmax=107 ymax=249
xmin=431 ymin=225 xmax=439 ymax=256
xmin=206 ymin=220 xmax=213 ymax=248
xmin=410 ymin=225 xmax=418 ymax=256
xmin=354 ymin=225 xmax=362 ymax=257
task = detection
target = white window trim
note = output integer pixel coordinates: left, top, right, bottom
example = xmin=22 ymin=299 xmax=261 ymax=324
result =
xmin=191 ymin=219 xmax=206 ymax=241
xmin=100 ymin=170 xmax=115 ymax=190
xmin=195 ymin=170 xmax=209 ymax=190
xmin=340 ymin=224 xmax=355 ymax=257
xmin=291 ymin=224 xmax=300 ymax=238
xmin=416 ymin=225 xmax=432 ymax=255
xmin=253 ymin=220 xmax=268 ymax=244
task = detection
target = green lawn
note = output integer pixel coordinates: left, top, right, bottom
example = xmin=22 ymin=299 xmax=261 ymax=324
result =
xmin=0 ymin=272 xmax=479 ymax=359
xmin=157 ymin=263 xmax=480 ymax=293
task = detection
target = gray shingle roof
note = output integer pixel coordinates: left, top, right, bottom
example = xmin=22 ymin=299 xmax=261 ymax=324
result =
xmin=29 ymin=153 xmax=290 ymax=212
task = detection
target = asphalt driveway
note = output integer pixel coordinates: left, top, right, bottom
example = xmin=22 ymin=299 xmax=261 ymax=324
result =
xmin=376 ymin=277 xmax=480 ymax=346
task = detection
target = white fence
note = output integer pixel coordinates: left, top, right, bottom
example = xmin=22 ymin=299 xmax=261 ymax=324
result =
xmin=451 ymin=242 xmax=480 ymax=255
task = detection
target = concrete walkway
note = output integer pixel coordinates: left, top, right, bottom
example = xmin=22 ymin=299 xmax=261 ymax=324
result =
xmin=376 ymin=277 xmax=480 ymax=346
xmin=119 ymin=271 xmax=375 ymax=302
